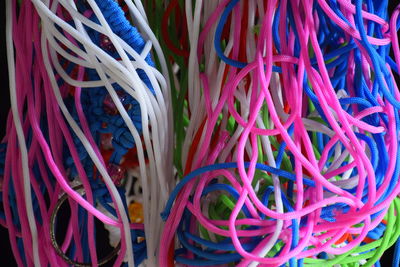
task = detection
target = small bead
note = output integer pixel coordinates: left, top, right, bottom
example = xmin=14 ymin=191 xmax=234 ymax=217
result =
xmin=103 ymin=92 xmax=128 ymax=115
xmin=129 ymin=202 xmax=144 ymax=223
xmin=107 ymin=163 xmax=126 ymax=186
xmin=100 ymin=34 xmax=115 ymax=52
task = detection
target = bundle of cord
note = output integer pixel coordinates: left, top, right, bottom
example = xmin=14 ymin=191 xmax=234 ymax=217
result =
xmin=1 ymin=0 xmax=172 ymax=266
xmin=142 ymin=0 xmax=191 ymax=178
xmin=157 ymin=0 xmax=400 ymax=266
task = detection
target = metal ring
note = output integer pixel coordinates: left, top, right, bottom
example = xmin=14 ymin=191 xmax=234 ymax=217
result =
xmin=50 ymin=185 xmax=121 ymax=267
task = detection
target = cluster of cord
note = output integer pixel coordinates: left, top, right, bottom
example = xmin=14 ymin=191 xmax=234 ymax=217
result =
xmin=156 ymin=0 xmax=400 ymax=266
xmin=1 ymin=0 xmax=173 ymax=266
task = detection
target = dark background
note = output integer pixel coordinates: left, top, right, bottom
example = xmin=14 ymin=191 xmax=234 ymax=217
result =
xmin=0 ymin=1 xmax=398 ymax=266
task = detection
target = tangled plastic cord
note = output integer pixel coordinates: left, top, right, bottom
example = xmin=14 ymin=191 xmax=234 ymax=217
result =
xmin=157 ymin=0 xmax=400 ymax=266
xmin=1 ymin=0 xmax=400 ymax=266
xmin=2 ymin=0 xmax=172 ymax=266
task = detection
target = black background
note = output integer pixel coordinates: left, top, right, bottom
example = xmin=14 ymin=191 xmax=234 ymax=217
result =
xmin=0 ymin=1 xmax=398 ymax=266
